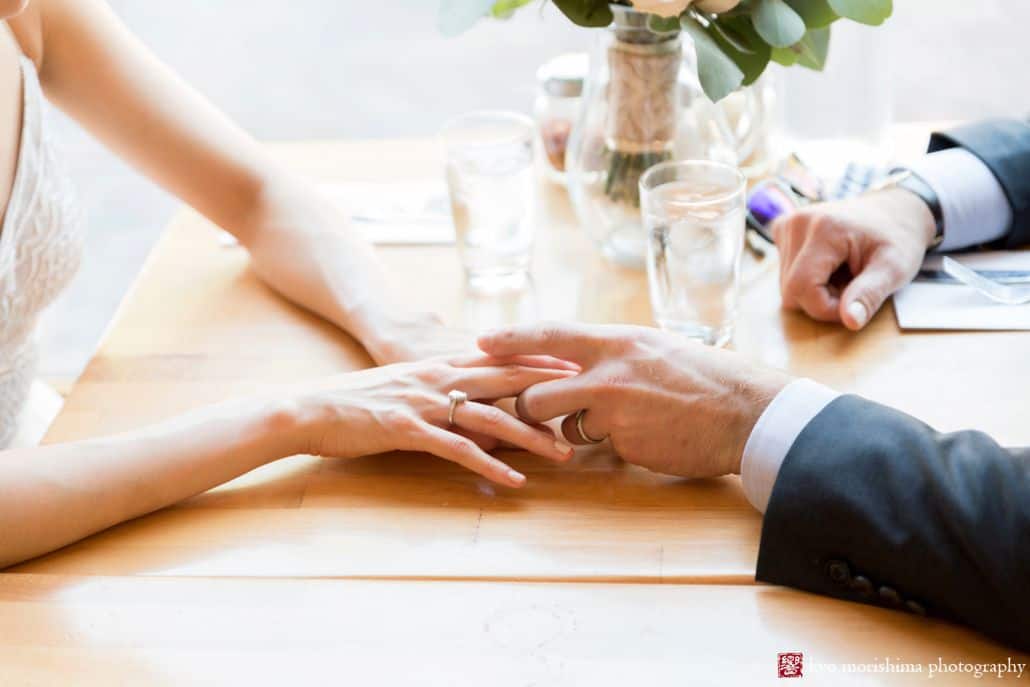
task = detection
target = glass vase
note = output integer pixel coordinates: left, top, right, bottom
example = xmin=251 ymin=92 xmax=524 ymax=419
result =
xmin=566 ymin=5 xmax=748 ymax=269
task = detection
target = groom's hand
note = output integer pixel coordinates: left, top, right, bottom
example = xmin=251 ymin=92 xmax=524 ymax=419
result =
xmin=478 ymin=323 xmax=790 ymax=478
xmin=772 ymin=188 xmax=936 ymax=330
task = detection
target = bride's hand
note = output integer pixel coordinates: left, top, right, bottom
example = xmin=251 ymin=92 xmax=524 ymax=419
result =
xmin=361 ymin=313 xmax=479 ymax=365
xmin=290 ymin=355 xmax=577 ymax=487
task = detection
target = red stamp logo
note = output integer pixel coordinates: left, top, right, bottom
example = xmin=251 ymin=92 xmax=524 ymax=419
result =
xmin=777 ymin=652 xmax=804 ymax=678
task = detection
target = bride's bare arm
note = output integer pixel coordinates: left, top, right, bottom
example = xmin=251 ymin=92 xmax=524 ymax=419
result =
xmin=0 ymin=358 xmax=574 ymax=568
xmin=0 ymin=396 xmax=296 ymax=568
xmin=24 ymin=0 xmax=457 ymax=364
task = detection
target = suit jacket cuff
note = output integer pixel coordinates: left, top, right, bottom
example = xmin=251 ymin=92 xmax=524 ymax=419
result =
xmin=929 ymin=119 xmax=1030 ymax=247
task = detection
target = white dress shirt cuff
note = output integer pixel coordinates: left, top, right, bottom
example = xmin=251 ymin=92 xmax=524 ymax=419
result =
xmin=740 ymin=379 xmax=841 ymax=514
xmin=907 ymin=147 xmax=1012 ymax=252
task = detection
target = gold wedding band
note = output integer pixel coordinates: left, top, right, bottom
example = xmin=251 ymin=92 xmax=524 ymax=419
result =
xmin=447 ymin=389 xmax=468 ymax=426
xmin=574 ymin=408 xmax=606 ymax=445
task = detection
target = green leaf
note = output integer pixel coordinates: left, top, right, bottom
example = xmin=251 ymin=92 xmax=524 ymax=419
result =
xmin=709 ymin=16 xmax=756 ymax=54
xmin=827 ymin=0 xmax=891 ymax=25
xmin=490 ymin=0 xmax=535 ymax=18
xmin=681 ymin=16 xmax=745 ymax=102
xmin=769 ymin=24 xmax=830 ymax=69
xmin=709 ymin=16 xmax=771 ymax=86
xmin=647 ymin=14 xmax=682 ymax=36
xmin=751 ymin=0 xmax=806 ymax=48
xmin=438 ymin=0 xmax=496 ymax=36
xmin=794 ymin=25 xmax=831 ymax=69
xmin=551 ymin=0 xmax=613 ymax=28
xmin=770 ymin=45 xmax=798 ymax=66
xmin=784 ymin=0 xmax=838 ymax=28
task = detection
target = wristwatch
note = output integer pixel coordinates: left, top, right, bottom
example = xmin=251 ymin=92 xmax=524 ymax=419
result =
xmin=871 ymin=168 xmax=945 ymax=249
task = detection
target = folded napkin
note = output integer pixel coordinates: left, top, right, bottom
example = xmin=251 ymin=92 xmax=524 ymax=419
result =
xmin=894 ymin=251 xmax=1030 ymax=330
xmin=318 ymin=181 xmax=454 ymax=245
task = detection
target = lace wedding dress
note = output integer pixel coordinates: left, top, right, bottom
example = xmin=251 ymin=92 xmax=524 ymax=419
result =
xmin=0 ymin=55 xmax=84 ymax=448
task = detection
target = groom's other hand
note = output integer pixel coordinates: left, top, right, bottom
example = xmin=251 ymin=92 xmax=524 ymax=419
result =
xmin=478 ymin=323 xmax=789 ymax=478
xmin=772 ymin=188 xmax=936 ymax=330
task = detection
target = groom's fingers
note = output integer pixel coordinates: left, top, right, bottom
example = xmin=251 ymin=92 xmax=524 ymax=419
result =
xmin=514 ymin=376 xmax=594 ymax=424
xmin=478 ymin=322 xmax=608 ymax=365
xmin=449 ymin=353 xmax=581 ymax=372
xmin=454 ymin=365 xmax=576 ymax=401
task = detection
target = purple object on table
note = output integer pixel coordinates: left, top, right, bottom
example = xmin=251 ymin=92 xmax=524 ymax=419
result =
xmin=748 ymin=183 xmax=796 ymax=225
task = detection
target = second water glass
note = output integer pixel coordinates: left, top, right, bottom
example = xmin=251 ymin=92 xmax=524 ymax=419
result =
xmin=639 ymin=160 xmax=746 ymax=347
xmin=441 ymin=111 xmax=535 ymax=292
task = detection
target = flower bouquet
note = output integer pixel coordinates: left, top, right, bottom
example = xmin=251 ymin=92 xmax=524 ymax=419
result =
xmin=442 ymin=0 xmax=892 ymax=102
xmin=440 ymin=0 xmax=892 ymax=264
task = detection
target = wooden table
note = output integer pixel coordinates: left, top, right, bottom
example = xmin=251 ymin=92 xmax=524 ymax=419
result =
xmin=4 ymin=130 xmax=1027 ymax=683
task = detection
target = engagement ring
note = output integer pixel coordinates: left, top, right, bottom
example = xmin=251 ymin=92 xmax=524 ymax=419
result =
xmin=447 ymin=389 xmax=468 ymax=426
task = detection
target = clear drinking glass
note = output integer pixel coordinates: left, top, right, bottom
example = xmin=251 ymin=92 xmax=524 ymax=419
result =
xmin=639 ymin=160 xmax=746 ymax=347
xmin=441 ymin=111 xmax=536 ymax=291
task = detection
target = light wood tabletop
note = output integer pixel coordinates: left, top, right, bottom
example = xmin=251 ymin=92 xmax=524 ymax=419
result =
xmin=5 ymin=129 xmax=1025 ymax=679
xmin=1 ymin=574 xmax=1022 ymax=686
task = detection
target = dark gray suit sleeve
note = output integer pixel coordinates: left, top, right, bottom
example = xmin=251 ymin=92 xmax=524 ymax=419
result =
xmin=755 ymin=395 xmax=1030 ymax=650
xmin=928 ymin=118 xmax=1030 ymax=247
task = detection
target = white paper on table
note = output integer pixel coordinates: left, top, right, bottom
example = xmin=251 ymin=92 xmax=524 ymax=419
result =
xmin=893 ymin=251 xmax=1030 ymax=330
xmin=318 ymin=181 xmax=455 ymax=245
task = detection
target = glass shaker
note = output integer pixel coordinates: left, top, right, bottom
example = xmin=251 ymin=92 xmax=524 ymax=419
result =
xmin=533 ymin=53 xmax=586 ymax=185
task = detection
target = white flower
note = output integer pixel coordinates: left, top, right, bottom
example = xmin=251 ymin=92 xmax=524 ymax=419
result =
xmin=629 ymin=0 xmax=693 ymax=19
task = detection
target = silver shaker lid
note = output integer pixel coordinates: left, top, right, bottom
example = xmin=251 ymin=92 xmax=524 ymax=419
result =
xmin=536 ymin=53 xmax=587 ymax=98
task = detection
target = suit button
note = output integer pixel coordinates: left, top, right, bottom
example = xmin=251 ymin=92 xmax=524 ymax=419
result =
xmin=849 ymin=575 xmax=874 ymax=598
xmin=905 ymin=600 xmax=927 ymax=616
xmin=825 ymin=560 xmax=851 ymax=586
xmin=878 ymin=586 xmax=903 ymax=607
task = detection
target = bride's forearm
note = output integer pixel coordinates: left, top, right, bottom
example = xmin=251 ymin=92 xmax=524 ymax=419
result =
xmin=31 ymin=0 xmax=426 ymax=363
xmin=236 ymin=173 xmax=427 ymax=362
xmin=0 ymin=396 xmax=302 ymax=569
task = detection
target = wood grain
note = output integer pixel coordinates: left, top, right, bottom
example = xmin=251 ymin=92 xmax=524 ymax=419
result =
xmin=1 ymin=574 xmax=1023 ymax=686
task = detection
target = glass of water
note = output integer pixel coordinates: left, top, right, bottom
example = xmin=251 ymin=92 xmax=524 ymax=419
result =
xmin=441 ymin=111 xmax=535 ymax=291
xmin=639 ymin=160 xmax=746 ymax=347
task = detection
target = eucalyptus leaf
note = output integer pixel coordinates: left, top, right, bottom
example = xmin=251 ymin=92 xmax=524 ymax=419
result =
xmin=770 ymin=45 xmax=798 ymax=66
xmin=552 ymin=0 xmax=613 ymax=27
xmin=438 ymin=0 xmax=497 ymax=36
xmin=710 ymin=16 xmax=771 ymax=86
xmin=827 ymin=0 xmax=891 ymax=25
xmin=709 ymin=16 xmax=756 ymax=54
xmin=784 ymin=0 xmax=838 ymax=28
xmin=681 ymin=16 xmax=745 ymax=102
xmin=752 ymin=0 xmax=806 ymax=48
xmin=795 ymin=25 xmax=831 ymax=70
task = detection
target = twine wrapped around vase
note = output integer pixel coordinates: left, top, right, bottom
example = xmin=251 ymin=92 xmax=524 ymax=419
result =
xmin=605 ymin=37 xmax=681 ymax=155
xmin=601 ymin=32 xmax=681 ymax=206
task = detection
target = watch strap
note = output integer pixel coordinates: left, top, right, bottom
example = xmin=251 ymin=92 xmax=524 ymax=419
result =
xmin=884 ymin=168 xmax=945 ymax=249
